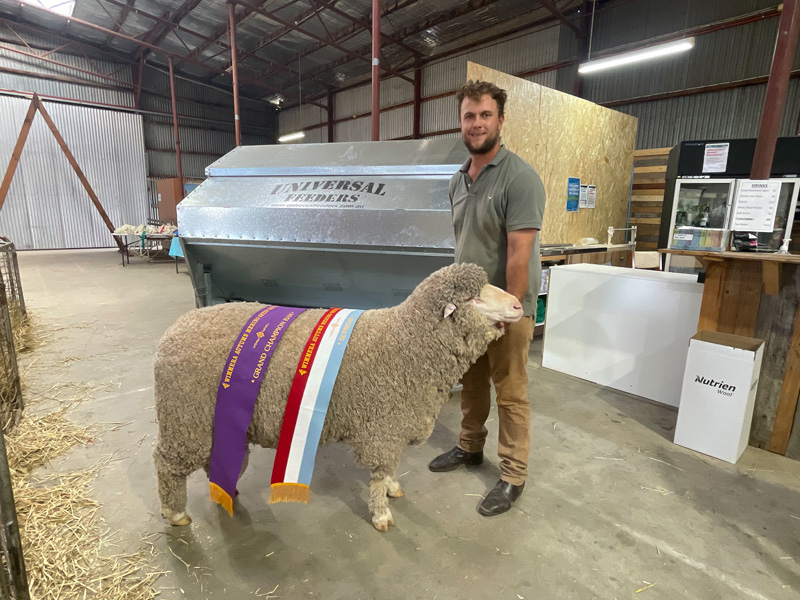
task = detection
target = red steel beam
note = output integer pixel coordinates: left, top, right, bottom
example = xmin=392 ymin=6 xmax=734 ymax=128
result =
xmin=327 ymin=90 xmax=334 ymax=143
xmin=0 ymin=96 xmax=37 ymax=214
xmin=228 ymin=2 xmax=242 ymax=147
xmin=371 ymin=0 xmax=380 ymax=141
xmin=134 ymin=54 xmax=144 ymax=108
xmin=412 ymin=58 xmax=421 ymax=139
xmin=574 ymin=0 xmax=590 ymax=97
xmin=751 ymin=0 xmax=800 ymax=179
xmin=168 ymin=57 xmax=185 ymax=200
xmin=233 ymin=0 xmax=414 ymax=84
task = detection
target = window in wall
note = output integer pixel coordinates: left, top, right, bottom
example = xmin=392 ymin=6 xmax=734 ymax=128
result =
xmin=20 ymin=0 xmax=75 ymax=17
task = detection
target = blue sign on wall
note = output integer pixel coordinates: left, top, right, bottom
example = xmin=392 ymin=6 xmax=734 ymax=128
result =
xmin=567 ymin=177 xmax=581 ymax=212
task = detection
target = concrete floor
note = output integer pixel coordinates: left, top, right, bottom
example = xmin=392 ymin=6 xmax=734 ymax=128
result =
xmin=15 ymin=249 xmax=800 ymax=600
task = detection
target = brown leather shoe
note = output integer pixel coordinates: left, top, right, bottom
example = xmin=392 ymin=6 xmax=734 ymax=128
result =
xmin=478 ymin=479 xmax=524 ymax=516
xmin=428 ymin=447 xmax=484 ymax=472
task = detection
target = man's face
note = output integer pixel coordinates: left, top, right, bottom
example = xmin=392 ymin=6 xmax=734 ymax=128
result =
xmin=459 ymin=94 xmax=504 ymax=155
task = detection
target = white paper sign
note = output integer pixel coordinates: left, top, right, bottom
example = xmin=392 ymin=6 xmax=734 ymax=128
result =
xmin=586 ymin=185 xmax=596 ymax=209
xmin=702 ymin=143 xmax=730 ymax=173
xmin=732 ymin=180 xmax=782 ymax=232
xmin=579 ymin=185 xmax=588 ymax=208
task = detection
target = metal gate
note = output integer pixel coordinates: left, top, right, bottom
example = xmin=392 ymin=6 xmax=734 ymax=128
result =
xmin=0 ymin=427 xmax=29 ymax=599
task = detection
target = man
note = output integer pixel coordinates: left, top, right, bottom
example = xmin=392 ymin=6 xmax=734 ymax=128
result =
xmin=428 ymin=80 xmax=546 ymax=517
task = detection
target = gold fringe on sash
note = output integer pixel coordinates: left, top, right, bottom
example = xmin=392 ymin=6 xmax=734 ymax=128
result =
xmin=209 ymin=482 xmax=234 ymax=516
xmin=268 ymin=483 xmax=310 ymax=504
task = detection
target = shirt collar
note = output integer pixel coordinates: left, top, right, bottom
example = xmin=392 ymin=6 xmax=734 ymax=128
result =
xmin=459 ymin=145 xmax=508 ymax=173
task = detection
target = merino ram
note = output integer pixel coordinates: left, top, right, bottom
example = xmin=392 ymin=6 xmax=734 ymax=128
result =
xmin=154 ymin=263 xmax=522 ymax=532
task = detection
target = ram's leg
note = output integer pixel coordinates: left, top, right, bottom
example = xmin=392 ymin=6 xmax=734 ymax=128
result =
xmin=386 ymin=473 xmax=404 ymax=498
xmin=239 ymin=445 xmax=250 ymax=478
xmin=154 ymin=446 xmax=192 ymax=526
xmin=369 ymin=468 xmax=396 ymax=532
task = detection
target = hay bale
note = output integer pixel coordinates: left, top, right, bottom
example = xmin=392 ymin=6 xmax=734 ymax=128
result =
xmin=5 ymin=406 xmax=164 ymax=599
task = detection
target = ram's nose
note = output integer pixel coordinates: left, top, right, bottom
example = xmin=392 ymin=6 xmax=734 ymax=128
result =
xmin=504 ymin=304 xmax=524 ymax=323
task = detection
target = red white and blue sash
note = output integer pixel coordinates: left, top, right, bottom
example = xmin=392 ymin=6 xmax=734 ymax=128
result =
xmin=269 ymin=308 xmax=364 ymax=503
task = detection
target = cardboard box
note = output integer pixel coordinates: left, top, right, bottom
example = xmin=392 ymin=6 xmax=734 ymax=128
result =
xmin=673 ymin=331 xmax=764 ymax=464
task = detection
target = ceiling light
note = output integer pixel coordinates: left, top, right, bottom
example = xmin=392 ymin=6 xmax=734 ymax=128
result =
xmin=278 ymin=131 xmax=305 ymax=143
xmin=578 ymin=38 xmax=695 ymax=74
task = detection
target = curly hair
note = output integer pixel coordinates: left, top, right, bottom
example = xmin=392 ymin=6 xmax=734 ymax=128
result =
xmin=456 ymin=80 xmax=508 ymax=117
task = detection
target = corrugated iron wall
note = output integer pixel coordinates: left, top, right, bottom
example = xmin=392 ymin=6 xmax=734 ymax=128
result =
xmin=139 ymin=67 xmax=274 ymax=179
xmin=584 ymin=0 xmax=800 ymax=148
xmin=0 ymin=32 xmax=276 ymax=208
xmin=582 ymin=18 xmax=780 ymax=104
xmin=422 ymin=24 xmax=560 ymax=97
xmin=0 ymin=33 xmax=135 ymax=108
xmin=0 ymin=95 xmax=148 ymax=249
xmin=587 ymin=0 xmax=780 ymax=52
xmin=614 ymin=78 xmax=800 ymax=148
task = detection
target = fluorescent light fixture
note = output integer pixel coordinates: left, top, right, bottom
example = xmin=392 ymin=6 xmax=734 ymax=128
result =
xmin=578 ymin=38 xmax=695 ymax=74
xmin=278 ymin=131 xmax=305 ymax=143
xmin=20 ymin=0 xmax=75 ymax=17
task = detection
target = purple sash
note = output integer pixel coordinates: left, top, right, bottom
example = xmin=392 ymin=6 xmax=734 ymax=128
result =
xmin=209 ymin=305 xmax=305 ymax=514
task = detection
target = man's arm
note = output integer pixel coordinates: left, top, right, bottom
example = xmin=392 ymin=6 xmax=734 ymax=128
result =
xmin=506 ymin=228 xmax=539 ymax=303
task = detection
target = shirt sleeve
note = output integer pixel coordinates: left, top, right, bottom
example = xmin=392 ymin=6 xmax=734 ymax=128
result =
xmin=505 ymin=168 xmax=546 ymax=232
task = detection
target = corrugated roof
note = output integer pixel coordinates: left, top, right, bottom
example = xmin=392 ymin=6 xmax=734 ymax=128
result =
xmin=0 ymin=0 xmax=582 ymax=107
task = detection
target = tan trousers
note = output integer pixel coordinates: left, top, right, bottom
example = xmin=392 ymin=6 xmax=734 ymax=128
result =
xmin=457 ymin=316 xmax=534 ymax=486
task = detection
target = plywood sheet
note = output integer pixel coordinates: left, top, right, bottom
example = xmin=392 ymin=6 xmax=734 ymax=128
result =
xmin=466 ymin=62 xmax=638 ymax=245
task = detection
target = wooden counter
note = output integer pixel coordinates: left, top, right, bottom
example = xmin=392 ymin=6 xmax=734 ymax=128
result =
xmin=661 ymin=249 xmax=800 ymax=456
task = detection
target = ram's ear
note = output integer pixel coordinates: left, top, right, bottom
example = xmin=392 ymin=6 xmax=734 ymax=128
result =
xmin=442 ymin=303 xmax=456 ymax=319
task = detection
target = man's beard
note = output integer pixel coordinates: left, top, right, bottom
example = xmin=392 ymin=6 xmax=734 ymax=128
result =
xmin=463 ymin=128 xmax=500 ymax=155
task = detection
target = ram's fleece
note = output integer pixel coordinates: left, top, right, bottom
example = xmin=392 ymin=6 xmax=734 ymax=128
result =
xmin=154 ymin=263 xmax=522 ymax=532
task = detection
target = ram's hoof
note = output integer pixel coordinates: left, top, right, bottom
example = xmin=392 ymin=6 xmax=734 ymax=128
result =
xmin=162 ymin=508 xmax=192 ymax=526
xmin=170 ymin=513 xmax=192 ymax=527
xmin=387 ymin=488 xmax=404 ymax=498
xmin=372 ymin=513 xmax=395 ymax=532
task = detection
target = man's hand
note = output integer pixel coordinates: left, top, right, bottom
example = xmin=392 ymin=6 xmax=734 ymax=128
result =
xmin=506 ymin=228 xmax=539 ymax=303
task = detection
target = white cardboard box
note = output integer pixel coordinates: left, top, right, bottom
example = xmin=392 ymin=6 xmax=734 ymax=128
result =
xmin=673 ymin=331 xmax=764 ymax=464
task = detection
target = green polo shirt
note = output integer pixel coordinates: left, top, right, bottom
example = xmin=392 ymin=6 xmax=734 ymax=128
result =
xmin=449 ymin=146 xmax=546 ymax=317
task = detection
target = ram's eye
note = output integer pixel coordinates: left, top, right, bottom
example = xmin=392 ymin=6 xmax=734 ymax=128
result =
xmin=468 ymin=297 xmax=484 ymax=304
